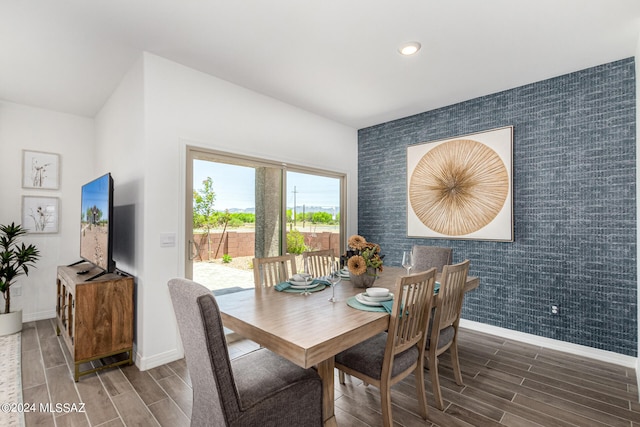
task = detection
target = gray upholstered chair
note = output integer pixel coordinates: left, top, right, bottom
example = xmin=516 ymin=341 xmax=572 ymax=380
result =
xmin=168 ymin=278 xmax=322 ymax=426
xmin=412 ymin=245 xmax=453 ymax=273
xmin=252 ymin=254 xmax=297 ymax=291
xmin=335 ymin=269 xmax=437 ymax=427
xmin=425 ymin=259 xmax=470 ymax=410
xmin=302 ymin=249 xmax=335 ymax=277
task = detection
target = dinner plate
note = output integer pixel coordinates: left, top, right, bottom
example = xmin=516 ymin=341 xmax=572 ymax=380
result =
xmin=289 ymin=280 xmax=317 ymax=289
xmin=361 ymin=292 xmax=393 ymax=302
xmin=355 ymin=293 xmax=392 ymax=307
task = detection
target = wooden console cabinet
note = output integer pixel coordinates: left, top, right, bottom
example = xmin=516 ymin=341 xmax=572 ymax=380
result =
xmin=56 ymin=264 xmax=134 ymax=381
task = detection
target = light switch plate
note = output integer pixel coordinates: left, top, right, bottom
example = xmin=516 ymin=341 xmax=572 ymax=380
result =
xmin=160 ymin=232 xmax=176 ymax=248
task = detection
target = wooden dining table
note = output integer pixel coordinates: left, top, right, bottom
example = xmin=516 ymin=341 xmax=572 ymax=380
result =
xmin=215 ymin=266 xmax=479 ymax=427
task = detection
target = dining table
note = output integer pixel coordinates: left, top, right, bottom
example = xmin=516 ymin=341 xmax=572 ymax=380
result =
xmin=215 ymin=266 xmax=479 ymax=427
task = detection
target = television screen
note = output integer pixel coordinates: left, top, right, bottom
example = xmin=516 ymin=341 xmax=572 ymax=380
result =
xmin=80 ymin=173 xmax=115 ymax=272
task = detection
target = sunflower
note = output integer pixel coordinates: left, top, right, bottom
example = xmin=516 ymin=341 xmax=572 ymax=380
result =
xmin=347 ymin=255 xmax=367 ymax=275
xmin=347 ymin=235 xmax=368 ymax=251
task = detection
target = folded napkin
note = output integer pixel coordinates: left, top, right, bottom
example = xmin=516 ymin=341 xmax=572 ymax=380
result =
xmin=274 ymin=281 xmax=291 ymax=291
xmin=380 ymin=299 xmax=394 ymax=314
xmin=311 ymin=278 xmax=331 ymax=286
xmin=380 ymin=300 xmax=408 ymax=318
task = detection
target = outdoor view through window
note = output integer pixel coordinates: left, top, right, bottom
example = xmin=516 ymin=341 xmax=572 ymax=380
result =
xmin=192 ymin=159 xmax=341 ymax=291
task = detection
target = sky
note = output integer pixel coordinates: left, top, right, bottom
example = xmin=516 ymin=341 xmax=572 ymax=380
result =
xmin=193 ymin=160 xmax=339 ymax=211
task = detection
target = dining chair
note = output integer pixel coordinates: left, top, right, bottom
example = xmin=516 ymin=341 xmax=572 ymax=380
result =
xmin=168 ymin=278 xmax=323 ymax=427
xmin=412 ymin=245 xmax=453 ymax=273
xmin=425 ymin=259 xmax=470 ymax=410
xmin=335 ymin=268 xmax=437 ymax=427
xmin=252 ymin=254 xmax=297 ymax=290
xmin=302 ymin=249 xmax=335 ymax=277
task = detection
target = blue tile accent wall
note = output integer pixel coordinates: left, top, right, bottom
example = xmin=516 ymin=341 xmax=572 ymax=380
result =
xmin=357 ymin=58 xmax=637 ymax=356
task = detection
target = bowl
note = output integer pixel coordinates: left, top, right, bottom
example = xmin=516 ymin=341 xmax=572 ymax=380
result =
xmin=366 ymin=287 xmax=389 ymax=297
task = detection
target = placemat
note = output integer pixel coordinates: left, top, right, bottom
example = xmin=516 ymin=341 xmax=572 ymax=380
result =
xmin=346 ymin=296 xmax=388 ymax=312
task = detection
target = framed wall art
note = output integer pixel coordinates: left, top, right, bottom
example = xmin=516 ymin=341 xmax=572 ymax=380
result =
xmin=22 ymin=196 xmax=59 ymax=234
xmin=407 ymin=126 xmax=513 ymax=241
xmin=22 ymin=150 xmax=60 ymax=190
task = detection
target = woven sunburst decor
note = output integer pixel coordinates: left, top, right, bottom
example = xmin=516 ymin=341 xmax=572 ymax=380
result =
xmin=409 ymin=138 xmax=508 ymax=236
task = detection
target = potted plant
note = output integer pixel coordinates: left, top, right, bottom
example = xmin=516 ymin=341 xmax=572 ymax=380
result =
xmin=0 ymin=222 xmax=40 ymax=335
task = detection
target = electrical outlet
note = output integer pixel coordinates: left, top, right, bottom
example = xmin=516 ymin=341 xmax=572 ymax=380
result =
xmin=12 ymin=286 xmax=22 ymax=297
xmin=551 ymin=305 xmax=559 ymax=315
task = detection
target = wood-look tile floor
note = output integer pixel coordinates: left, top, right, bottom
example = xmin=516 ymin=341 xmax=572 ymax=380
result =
xmin=21 ymin=318 xmax=639 ymax=426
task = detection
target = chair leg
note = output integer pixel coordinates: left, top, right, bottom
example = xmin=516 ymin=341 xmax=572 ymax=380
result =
xmin=380 ymin=382 xmax=393 ymax=427
xmin=450 ymin=340 xmax=464 ymax=386
xmin=428 ymin=354 xmax=444 ymax=410
xmin=414 ymin=365 xmax=428 ymax=419
xmin=338 ymin=369 xmax=345 ymax=384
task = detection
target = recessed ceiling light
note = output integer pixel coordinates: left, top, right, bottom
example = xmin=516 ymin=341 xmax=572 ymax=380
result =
xmin=398 ymin=41 xmax=421 ymax=56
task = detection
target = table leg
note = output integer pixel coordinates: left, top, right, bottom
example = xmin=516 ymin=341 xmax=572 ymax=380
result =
xmin=317 ymin=357 xmax=337 ymax=427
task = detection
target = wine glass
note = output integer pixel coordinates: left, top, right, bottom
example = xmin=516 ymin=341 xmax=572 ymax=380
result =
xmin=327 ymin=261 xmax=341 ymax=302
xmin=302 ymin=257 xmax=312 ymax=296
xmin=402 ymin=250 xmax=413 ymax=276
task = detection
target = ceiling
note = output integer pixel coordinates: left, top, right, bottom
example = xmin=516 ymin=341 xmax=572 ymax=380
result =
xmin=1 ymin=1 xmax=639 ymax=129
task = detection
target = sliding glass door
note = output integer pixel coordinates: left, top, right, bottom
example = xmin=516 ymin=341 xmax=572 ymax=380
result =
xmin=185 ymin=146 xmax=345 ymax=291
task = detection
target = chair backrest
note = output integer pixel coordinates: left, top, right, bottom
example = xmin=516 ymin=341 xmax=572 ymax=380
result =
xmin=382 ymin=268 xmax=437 ymax=379
xmin=168 ymin=278 xmax=241 ymax=426
xmin=430 ymin=260 xmax=470 ymax=348
xmin=412 ymin=245 xmax=453 ymax=273
xmin=302 ymin=249 xmax=335 ymax=277
xmin=253 ymin=254 xmax=297 ymax=289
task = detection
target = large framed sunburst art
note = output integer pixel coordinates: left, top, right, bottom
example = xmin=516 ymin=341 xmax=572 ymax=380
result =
xmin=407 ymin=126 xmax=513 ymax=241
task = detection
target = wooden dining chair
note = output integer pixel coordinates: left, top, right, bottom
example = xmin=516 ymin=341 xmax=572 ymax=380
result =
xmin=168 ymin=278 xmax=323 ymax=426
xmin=336 ymin=268 xmax=437 ymax=427
xmin=425 ymin=259 xmax=470 ymax=410
xmin=302 ymin=249 xmax=335 ymax=277
xmin=252 ymin=254 xmax=297 ymax=290
xmin=412 ymin=245 xmax=453 ymax=273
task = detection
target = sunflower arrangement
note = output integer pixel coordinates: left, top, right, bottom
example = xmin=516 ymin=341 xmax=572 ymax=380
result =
xmin=344 ymin=234 xmax=384 ymax=276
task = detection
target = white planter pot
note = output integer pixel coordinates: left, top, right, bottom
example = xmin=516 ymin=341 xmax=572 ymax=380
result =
xmin=0 ymin=310 xmax=23 ymax=336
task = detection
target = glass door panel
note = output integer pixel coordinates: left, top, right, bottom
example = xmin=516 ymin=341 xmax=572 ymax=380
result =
xmin=286 ymin=171 xmax=342 ymax=260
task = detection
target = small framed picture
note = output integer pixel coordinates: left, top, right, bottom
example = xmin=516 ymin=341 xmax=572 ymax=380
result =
xmin=22 ymin=196 xmax=59 ymax=233
xmin=22 ymin=150 xmax=60 ymax=190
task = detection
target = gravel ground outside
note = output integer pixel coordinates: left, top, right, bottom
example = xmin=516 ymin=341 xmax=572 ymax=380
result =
xmin=193 ymin=255 xmax=310 ymax=291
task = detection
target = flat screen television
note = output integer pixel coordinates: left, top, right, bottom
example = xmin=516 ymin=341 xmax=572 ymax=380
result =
xmin=79 ymin=173 xmax=115 ymax=279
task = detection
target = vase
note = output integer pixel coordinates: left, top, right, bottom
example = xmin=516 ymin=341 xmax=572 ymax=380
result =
xmin=349 ymin=267 xmax=378 ymax=288
xmin=0 ymin=310 xmax=22 ymax=336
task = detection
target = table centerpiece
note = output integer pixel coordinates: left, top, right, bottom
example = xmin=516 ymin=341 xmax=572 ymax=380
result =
xmin=342 ymin=234 xmax=384 ymax=288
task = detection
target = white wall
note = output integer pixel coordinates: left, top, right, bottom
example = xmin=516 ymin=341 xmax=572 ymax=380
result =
xmin=96 ymin=53 xmax=358 ymax=369
xmin=95 ymin=57 xmax=145 ymax=277
xmin=0 ymin=101 xmax=94 ymax=320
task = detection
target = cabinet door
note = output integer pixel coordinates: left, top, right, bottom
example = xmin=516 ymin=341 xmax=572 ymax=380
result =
xmin=74 ymin=279 xmax=133 ymax=360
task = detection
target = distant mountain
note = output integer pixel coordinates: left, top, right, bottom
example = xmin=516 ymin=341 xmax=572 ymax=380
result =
xmin=225 ymin=206 xmax=336 ymax=214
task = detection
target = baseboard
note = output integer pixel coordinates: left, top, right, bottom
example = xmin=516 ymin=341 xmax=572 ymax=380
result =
xmin=23 ymin=310 xmax=56 ymax=323
xmin=460 ymin=319 xmax=637 ymax=369
xmin=135 ymin=348 xmax=184 ymax=371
